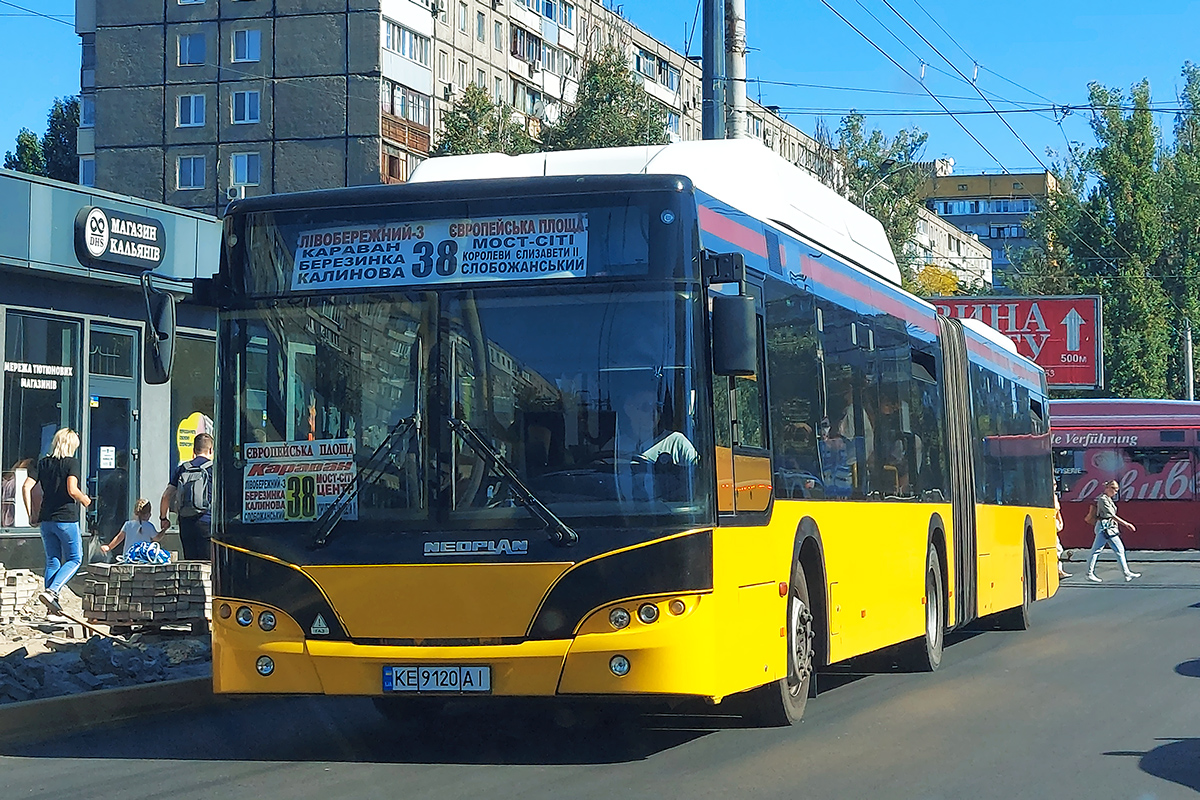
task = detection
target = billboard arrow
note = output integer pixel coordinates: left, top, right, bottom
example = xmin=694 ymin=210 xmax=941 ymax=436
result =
xmin=1061 ymin=307 xmax=1085 ymax=351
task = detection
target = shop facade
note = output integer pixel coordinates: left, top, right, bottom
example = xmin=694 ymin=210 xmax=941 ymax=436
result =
xmin=0 ymin=169 xmax=221 ymax=568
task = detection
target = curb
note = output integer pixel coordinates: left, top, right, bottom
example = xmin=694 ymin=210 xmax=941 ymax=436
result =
xmin=0 ymin=675 xmax=227 ymax=747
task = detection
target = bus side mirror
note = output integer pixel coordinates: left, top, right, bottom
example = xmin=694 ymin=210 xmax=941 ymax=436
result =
xmin=712 ymin=293 xmax=756 ymax=376
xmin=142 ymin=273 xmax=176 ymax=385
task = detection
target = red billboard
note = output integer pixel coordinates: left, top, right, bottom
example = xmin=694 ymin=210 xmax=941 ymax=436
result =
xmin=932 ymin=295 xmax=1103 ymax=388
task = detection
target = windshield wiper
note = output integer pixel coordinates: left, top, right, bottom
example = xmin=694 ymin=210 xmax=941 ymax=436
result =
xmin=310 ymin=413 xmax=420 ymax=549
xmin=447 ymin=415 xmax=579 ymax=547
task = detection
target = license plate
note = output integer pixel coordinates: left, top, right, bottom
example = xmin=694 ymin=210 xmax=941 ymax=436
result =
xmin=382 ymin=665 xmax=492 ymax=693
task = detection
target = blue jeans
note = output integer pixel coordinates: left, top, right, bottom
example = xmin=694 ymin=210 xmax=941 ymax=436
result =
xmin=1087 ymin=523 xmax=1133 ymax=576
xmin=40 ymin=521 xmax=83 ymax=595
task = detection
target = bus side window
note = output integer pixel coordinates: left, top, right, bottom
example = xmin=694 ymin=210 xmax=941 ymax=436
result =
xmin=909 ymin=342 xmax=946 ymax=502
xmin=763 ymin=285 xmax=822 ymax=499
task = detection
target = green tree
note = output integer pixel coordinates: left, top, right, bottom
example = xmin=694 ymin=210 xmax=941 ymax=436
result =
xmin=4 ymin=97 xmax=79 ymax=182
xmin=543 ymin=47 xmax=668 ymax=151
xmin=3 ymin=128 xmax=45 ymax=175
xmin=42 ymin=97 xmax=79 ymax=182
xmin=432 ymin=84 xmax=536 ymax=156
xmin=834 ymin=114 xmax=930 ymax=288
xmin=1012 ymin=78 xmax=1184 ymax=397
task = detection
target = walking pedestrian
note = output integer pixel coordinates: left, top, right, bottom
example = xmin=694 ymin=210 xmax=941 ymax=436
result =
xmin=160 ymin=432 xmax=213 ymax=560
xmin=1086 ymin=479 xmax=1140 ymax=583
xmin=20 ymin=428 xmax=90 ymax=612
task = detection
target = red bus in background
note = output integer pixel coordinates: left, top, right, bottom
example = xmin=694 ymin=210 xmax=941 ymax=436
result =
xmin=1051 ymin=399 xmax=1200 ymax=550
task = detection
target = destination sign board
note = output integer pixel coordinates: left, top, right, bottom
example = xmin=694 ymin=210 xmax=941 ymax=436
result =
xmin=290 ymin=213 xmax=588 ymax=291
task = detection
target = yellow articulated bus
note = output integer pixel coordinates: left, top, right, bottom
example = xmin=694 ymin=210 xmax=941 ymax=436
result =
xmin=192 ymin=139 xmax=1057 ymax=726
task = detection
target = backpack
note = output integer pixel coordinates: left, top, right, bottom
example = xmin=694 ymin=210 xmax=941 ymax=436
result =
xmin=173 ymin=459 xmax=212 ymax=518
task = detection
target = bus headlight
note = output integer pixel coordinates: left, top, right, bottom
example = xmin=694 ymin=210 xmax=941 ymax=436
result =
xmin=235 ymin=606 xmax=253 ymax=626
xmin=637 ymin=603 xmax=660 ymax=624
xmin=256 ymin=656 xmax=275 ymax=676
xmin=609 ymin=655 xmax=631 ymax=677
xmin=609 ymin=608 xmax=631 ymax=629
xmin=258 ymin=610 xmax=277 ymax=631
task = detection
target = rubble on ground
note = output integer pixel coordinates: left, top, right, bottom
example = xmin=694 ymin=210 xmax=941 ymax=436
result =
xmin=0 ymin=566 xmax=40 ymax=625
xmin=0 ymin=570 xmax=213 ymax=705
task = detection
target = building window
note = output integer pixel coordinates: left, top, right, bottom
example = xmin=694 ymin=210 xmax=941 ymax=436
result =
xmin=666 ymin=111 xmax=680 ymax=135
xmin=658 ymin=61 xmax=680 ymax=92
xmin=542 ymin=0 xmax=557 ymax=21
xmin=476 ymin=68 xmax=486 ymax=87
xmin=476 ymin=11 xmax=486 ymax=42
xmin=511 ymin=81 xmax=543 ymax=115
xmin=178 ymin=0 xmax=204 ymax=4
xmin=178 ymin=94 xmax=206 ymax=127
xmin=178 ymin=33 xmax=206 ymax=66
xmin=494 ymin=76 xmax=503 ymax=102
xmin=457 ymin=1 xmax=467 ymax=32
xmin=438 ymin=50 xmax=447 ymax=81
xmin=494 ymin=20 xmax=503 ymax=51
xmin=170 ymin=336 xmax=216 ymax=468
xmin=511 ymin=26 xmax=542 ymax=63
xmin=382 ymin=144 xmax=406 ymax=181
xmin=231 ymin=152 xmax=260 ymax=186
xmin=1013 ymin=182 xmax=1023 ymax=190
xmin=382 ymin=79 xmax=431 ymax=127
xmin=635 ymin=49 xmax=656 ymax=79
xmin=232 ymin=90 xmax=260 ymax=124
xmin=561 ymin=1 xmax=574 ymax=30
xmin=232 ymin=29 xmax=261 ymax=62
xmin=79 ymin=156 xmax=95 ymax=187
xmin=177 ymin=155 xmax=206 ymax=189
xmin=80 ymin=96 xmax=95 ymax=128
xmin=456 ymin=59 xmax=467 ymax=89
xmin=2 ymin=312 xmax=81 ymax=529
xmin=384 ymin=20 xmax=431 ymax=66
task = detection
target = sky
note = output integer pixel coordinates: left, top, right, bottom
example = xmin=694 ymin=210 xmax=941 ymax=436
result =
xmin=2 ymin=0 xmax=1200 ymax=174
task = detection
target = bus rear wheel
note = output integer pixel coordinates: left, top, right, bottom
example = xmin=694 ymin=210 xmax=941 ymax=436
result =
xmin=745 ymin=560 xmax=815 ymax=727
xmin=903 ymin=546 xmax=944 ymax=672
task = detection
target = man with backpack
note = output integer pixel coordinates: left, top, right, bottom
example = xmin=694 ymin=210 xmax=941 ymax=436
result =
xmin=159 ymin=432 xmax=213 ymax=560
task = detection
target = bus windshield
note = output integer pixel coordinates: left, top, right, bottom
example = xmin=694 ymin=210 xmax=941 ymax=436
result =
xmin=219 ymin=285 xmax=713 ymax=551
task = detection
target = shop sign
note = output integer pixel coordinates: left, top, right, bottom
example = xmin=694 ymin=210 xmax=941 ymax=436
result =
xmin=74 ymin=206 xmax=166 ymax=271
xmin=4 ymin=361 xmax=73 ymax=391
xmin=176 ymin=412 xmax=214 ymax=462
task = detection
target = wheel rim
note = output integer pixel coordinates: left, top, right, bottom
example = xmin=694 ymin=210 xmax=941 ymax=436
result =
xmin=787 ymin=592 xmax=814 ymax=696
xmin=925 ymin=566 xmax=941 ymax=647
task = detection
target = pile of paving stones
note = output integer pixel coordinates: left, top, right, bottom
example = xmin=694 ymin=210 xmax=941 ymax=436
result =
xmin=83 ymin=561 xmax=212 ymax=630
xmin=0 ymin=566 xmax=40 ymax=625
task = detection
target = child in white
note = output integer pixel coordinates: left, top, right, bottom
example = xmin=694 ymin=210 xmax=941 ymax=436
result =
xmin=101 ymin=498 xmax=160 ymax=556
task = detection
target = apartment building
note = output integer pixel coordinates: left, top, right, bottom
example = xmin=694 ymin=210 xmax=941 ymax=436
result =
xmin=910 ymin=206 xmax=992 ymax=288
xmin=923 ymin=171 xmax=1058 ymax=290
xmin=77 ymin=0 xmax=833 ymax=212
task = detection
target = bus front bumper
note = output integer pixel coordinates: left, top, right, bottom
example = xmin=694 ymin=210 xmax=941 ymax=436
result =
xmin=211 ymin=592 xmax=731 ymax=699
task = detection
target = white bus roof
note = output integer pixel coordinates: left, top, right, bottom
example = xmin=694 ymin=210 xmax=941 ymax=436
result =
xmin=408 ymin=140 xmax=902 ymax=285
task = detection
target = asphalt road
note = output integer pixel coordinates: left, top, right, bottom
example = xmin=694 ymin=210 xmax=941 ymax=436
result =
xmin=5 ymin=559 xmax=1200 ymax=800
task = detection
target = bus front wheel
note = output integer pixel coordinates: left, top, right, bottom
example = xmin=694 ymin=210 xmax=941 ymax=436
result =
xmin=745 ymin=559 xmax=815 ymax=727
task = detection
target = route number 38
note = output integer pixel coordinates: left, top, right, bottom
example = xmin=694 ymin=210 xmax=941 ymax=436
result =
xmin=284 ymin=473 xmax=318 ymax=520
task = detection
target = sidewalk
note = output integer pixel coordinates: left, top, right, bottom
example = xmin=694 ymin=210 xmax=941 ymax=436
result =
xmin=1062 ymin=549 xmax=1200 ymax=563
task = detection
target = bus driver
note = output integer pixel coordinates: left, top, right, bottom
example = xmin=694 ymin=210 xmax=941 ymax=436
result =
xmin=616 ymin=386 xmax=698 ymax=504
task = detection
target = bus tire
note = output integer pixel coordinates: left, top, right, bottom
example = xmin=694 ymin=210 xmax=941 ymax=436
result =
xmin=745 ymin=558 xmax=815 ymax=727
xmin=993 ymin=541 xmax=1033 ymax=631
xmin=903 ymin=545 xmax=944 ymax=672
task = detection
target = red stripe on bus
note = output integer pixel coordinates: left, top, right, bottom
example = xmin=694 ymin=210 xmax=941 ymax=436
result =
xmin=801 ymin=255 xmax=936 ymax=334
xmin=698 ymin=205 xmax=769 ymax=258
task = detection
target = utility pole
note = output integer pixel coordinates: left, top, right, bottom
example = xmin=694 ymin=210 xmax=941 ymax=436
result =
xmin=724 ymin=0 xmax=747 ymax=138
xmin=1186 ymin=319 xmax=1195 ymax=401
xmin=701 ymin=0 xmax=725 ymax=139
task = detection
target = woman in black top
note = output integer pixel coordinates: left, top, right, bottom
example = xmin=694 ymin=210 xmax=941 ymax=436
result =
xmin=21 ymin=428 xmax=91 ymax=610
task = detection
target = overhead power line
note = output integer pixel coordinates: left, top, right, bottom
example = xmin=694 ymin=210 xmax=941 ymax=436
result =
xmin=0 ymin=0 xmax=73 ymax=25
